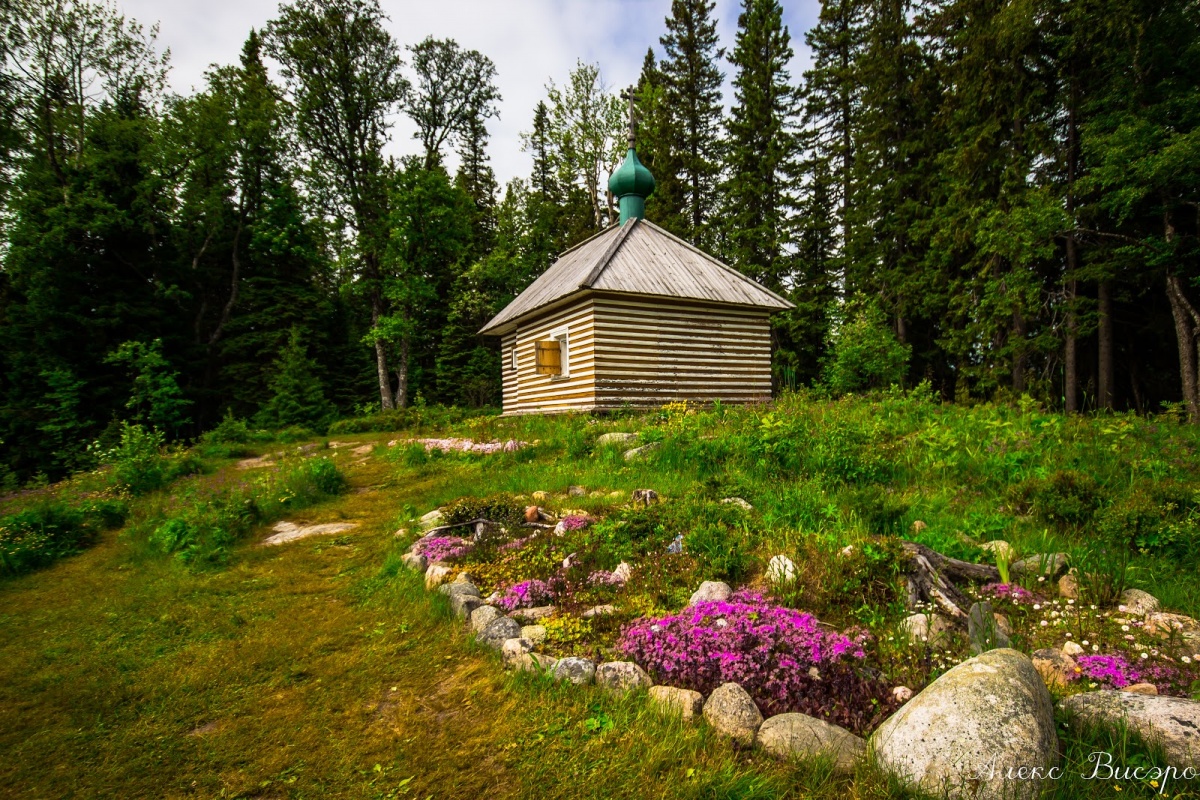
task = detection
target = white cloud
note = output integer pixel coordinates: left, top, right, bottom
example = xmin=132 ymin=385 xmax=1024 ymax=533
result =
xmin=116 ymin=0 xmax=819 ymax=186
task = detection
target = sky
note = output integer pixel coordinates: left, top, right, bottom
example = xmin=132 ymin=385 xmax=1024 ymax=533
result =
xmin=116 ymin=0 xmax=822 ymax=187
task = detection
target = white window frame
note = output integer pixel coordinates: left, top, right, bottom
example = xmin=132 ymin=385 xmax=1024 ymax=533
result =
xmin=550 ymin=326 xmax=570 ymax=379
xmin=510 ymin=344 xmax=517 ymax=371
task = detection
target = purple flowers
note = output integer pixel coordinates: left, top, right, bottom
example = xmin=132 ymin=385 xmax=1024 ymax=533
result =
xmin=559 ymin=515 xmax=590 ymax=531
xmin=1069 ymin=654 xmax=1140 ymax=688
xmin=495 ymin=579 xmax=556 ymax=611
xmin=416 ymin=536 xmax=474 ymax=562
xmin=618 ymin=591 xmax=888 ymax=731
xmin=980 ymin=583 xmax=1035 ymax=604
xmin=588 ymin=569 xmax=626 ymax=587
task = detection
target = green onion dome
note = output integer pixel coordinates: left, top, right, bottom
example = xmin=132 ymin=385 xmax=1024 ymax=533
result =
xmin=608 ymin=148 xmax=655 ymax=223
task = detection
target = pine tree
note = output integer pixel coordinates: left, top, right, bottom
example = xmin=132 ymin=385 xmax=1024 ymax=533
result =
xmin=255 ymin=327 xmax=335 ymax=430
xmin=659 ymin=0 xmax=726 ymax=248
xmin=721 ymin=0 xmax=804 ymax=291
xmin=455 ymin=93 xmax=499 ymax=260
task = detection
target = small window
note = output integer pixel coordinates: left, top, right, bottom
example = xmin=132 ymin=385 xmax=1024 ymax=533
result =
xmin=536 ymin=327 xmax=570 ymax=378
xmin=510 ymin=345 xmax=517 ymax=371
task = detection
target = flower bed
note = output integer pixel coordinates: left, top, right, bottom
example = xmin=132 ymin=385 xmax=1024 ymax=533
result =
xmin=618 ymin=591 xmax=895 ymax=733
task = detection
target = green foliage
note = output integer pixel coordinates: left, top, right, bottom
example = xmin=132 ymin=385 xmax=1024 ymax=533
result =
xmin=684 ymin=520 xmax=754 ymax=583
xmin=147 ymin=456 xmax=346 ymax=565
xmin=824 ymin=304 xmax=911 ymax=395
xmin=1010 ymin=470 xmax=1103 ymax=528
xmin=106 ymin=340 xmax=193 ymax=435
xmin=0 ymin=499 xmax=127 ymax=576
xmin=254 ymin=328 xmax=336 ymax=432
xmin=96 ymin=422 xmax=202 ymax=496
xmin=442 ymin=494 xmax=526 ymax=530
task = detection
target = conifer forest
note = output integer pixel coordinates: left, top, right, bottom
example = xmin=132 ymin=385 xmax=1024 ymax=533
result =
xmin=1 ymin=0 xmax=1198 ymax=484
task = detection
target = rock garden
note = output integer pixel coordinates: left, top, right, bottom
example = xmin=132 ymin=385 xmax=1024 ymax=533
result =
xmin=399 ymin=471 xmax=1200 ymax=799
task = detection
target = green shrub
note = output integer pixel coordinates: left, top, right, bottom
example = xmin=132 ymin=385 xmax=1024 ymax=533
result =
xmin=327 ymin=405 xmax=483 ymax=435
xmin=202 ymin=410 xmax=253 ymax=444
xmin=0 ymin=499 xmax=128 ymax=576
xmin=1009 ymin=470 xmax=1102 ymax=527
xmin=109 ymin=423 xmax=168 ymax=495
xmin=443 ymin=494 xmax=526 ymax=529
xmin=823 ymin=304 xmax=911 ymax=395
xmin=843 ymin=485 xmax=909 ymax=536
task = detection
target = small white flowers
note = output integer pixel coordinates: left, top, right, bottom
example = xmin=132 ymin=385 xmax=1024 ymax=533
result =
xmin=1186 ymin=656 xmax=1196 ymax=664
xmin=1092 ymin=644 xmax=1099 ymax=651
xmin=1038 ymin=576 xmax=1046 ymax=583
xmin=1065 ymin=632 xmax=1072 ymax=638
xmin=1121 ymin=625 xmax=1130 ymax=632
xmin=1067 ymin=599 xmax=1075 ymax=605
xmin=1033 ymin=604 xmax=1042 ymax=610
xmin=1081 ymin=640 xmax=1089 ymax=646
xmin=1140 ymin=652 xmax=1149 ymax=660
xmin=1040 ymin=620 xmax=1049 ymax=627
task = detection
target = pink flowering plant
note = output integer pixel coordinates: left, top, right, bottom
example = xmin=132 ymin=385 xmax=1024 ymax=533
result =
xmin=618 ymin=591 xmax=895 ymax=733
xmin=558 ymin=515 xmax=590 ymax=532
xmin=416 ymin=536 xmax=474 ymax=562
xmin=495 ymin=578 xmax=557 ymax=611
xmin=980 ymin=582 xmax=1036 ymax=605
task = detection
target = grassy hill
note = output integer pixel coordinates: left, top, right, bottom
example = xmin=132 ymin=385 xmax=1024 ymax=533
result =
xmin=1 ymin=392 xmax=1197 ymax=799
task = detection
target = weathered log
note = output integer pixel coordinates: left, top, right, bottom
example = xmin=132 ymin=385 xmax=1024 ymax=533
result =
xmin=422 ymin=517 xmax=495 ymax=536
xmin=899 ymin=541 xmax=1001 ymax=626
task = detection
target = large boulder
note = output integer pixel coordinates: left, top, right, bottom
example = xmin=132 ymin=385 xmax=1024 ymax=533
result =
xmin=756 ymin=713 xmax=866 ymax=775
xmin=478 ymin=617 xmax=522 ymax=649
xmin=470 ymin=605 xmax=502 ymax=633
xmin=1118 ymin=589 xmax=1160 ymax=616
xmin=690 ymin=581 xmax=733 ymax=605
xmin=871 ymin=648 xmax=1058 ymax=800
xmin=400 ymin=552 xmax=427 ymax=572
xmin=596 ymin=662 xmax=653 ymax=694
xmin=1060 ymin=691 xmax=1200 ymax=770
xmin=1011 ymin=553 xmax=1068 ymax=579
xmin=649 ymin=686 xmax=704 ymax=721
xmin=551 ymin=657 xmax=596 ymax=685
xmin=702 ymin=683 xmax=763 ymax=745
xmin=418 ymin=509 xmax=444 ymax=530
xmin=1031 ymin=648 xmax=1079 ymax=689
xmin=424 ymin=563 xmax=453 ymax=590
xmin=766 ymin=555 xmax=797 ymax=584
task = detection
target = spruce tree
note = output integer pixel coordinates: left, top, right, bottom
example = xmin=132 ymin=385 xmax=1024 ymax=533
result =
xmin=721 ymin=0 xmax=804 ymax=291
xmin=659 ymin=0 xmax=726 ymax=248
xmin=255 ymin=327 xmax=335 ymax=430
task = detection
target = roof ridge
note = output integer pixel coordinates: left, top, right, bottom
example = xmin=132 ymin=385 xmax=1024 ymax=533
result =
xmin=638 ymin=220 xmax=794 ymax=308
xmin=552 ymin=221 xmax=620 ymax=262
xmin=580 ymin=218 xmax=638 ymax=288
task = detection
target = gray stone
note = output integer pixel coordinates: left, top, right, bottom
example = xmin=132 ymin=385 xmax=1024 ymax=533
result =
xmin=702 ymin=682 xmax=763 ymax=745
xmin=1122 ymin=683 xmax=1158 ymax=695
xmin=766 ymin=555 xmax=797 ymax=584
xmin=1144 ymin=611 xmax=1200 ymax=636
xmin=438 ymin=581 xmax=481 ymax=599
xmin=520 ymin=625 xmax=547 ymax=646
xmin=419 ymin=509 xmax=444 ymax=530
xmin=568 ymin=485 xmax=586 ymax=497
xmin=510 ymin=605 xmax=556 ymax=622
xmin=597 ymin=432 xmax=639 ymax=446
xmin=1119 ymin=588 xmax=1160 ymax=616
xmin=978 ymin=539 xmax=1016 ymax=562
xmin=631 ymin=488 xmax=659 ymax=506
xmin=612 ymin=561 xmax=633 ymax=583
xmin=1031 ymin=648 xmax=1078 ymax=688
xmin=595 ymin=662 xmax=653 ymax=694
xmin=582 ymin=604 xmax=615 ymax=618
xmin=870 ymin=648 xmax=1058 ymax=800
xmin=512 ymin=651 xmax=557 ymax=673
xmin=756 ymin=713 xmax=867 ymax=775
xmin=649 ymin=686 xmax=704 ymax=721
xmin=690 ymin=581 xmax=733 ymax=605
xmin=424 ymin=563 xmax=453 ymax=590
xmin=449 ymin=593 xmax=483 ymax=618
xmin=624 ymin=443 xmax=661 ymax=461
xmin=471 ymin=605 xmax=502 ymax=633
xmin=1011 ymin=552 xmax=1069 ymax=579
xmin=478 ymin=617 xmax=523 ymax=649
xmin=1061 ymin=691 xmax=1200 ymax=769
xmin=551 ymin=657 xmax=596 ymax=685
xmin=900 ymin=613 xmax=954 ymax=644
xmin=721 ymin=497 xmax=753 ymax=511
xmin=968 ymin=601 xmax=1011 ymax=654
xmin=500 ymin=637 xmax=532 ymax=668
xmin=400 ymin=552 xmax=427 ymax=572
xmin=1058 ymin=572 xmax=1079 ymax=599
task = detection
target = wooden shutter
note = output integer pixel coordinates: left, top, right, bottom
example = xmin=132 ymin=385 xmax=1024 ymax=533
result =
xmin=535 ymin=340 xmax=562 ymax=375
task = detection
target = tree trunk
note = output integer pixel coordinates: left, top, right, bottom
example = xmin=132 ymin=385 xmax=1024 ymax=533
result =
xmin=1098 ymin=280 xmax=1114 ymax=411
xmin=1166 ymin=274 xmax=1199 ymax=422
xmin=371 ymin=277 xmax=394 ymax=411
xmin=395 ymin=336 xmax=411 ymax=410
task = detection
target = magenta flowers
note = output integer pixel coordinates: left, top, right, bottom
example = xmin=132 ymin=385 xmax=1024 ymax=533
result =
xmin=1068 ymin=654 xmax=1140 ymax=688
xmin=495 ymin=578 xmax=556 ymax=611
xmin=416 ymin=536 xmax=474 ymax=562
xmin=980 ymin=583 xmax=1035 ymax=604
xmin=617 ymin=591 xmax=890 ymax=732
